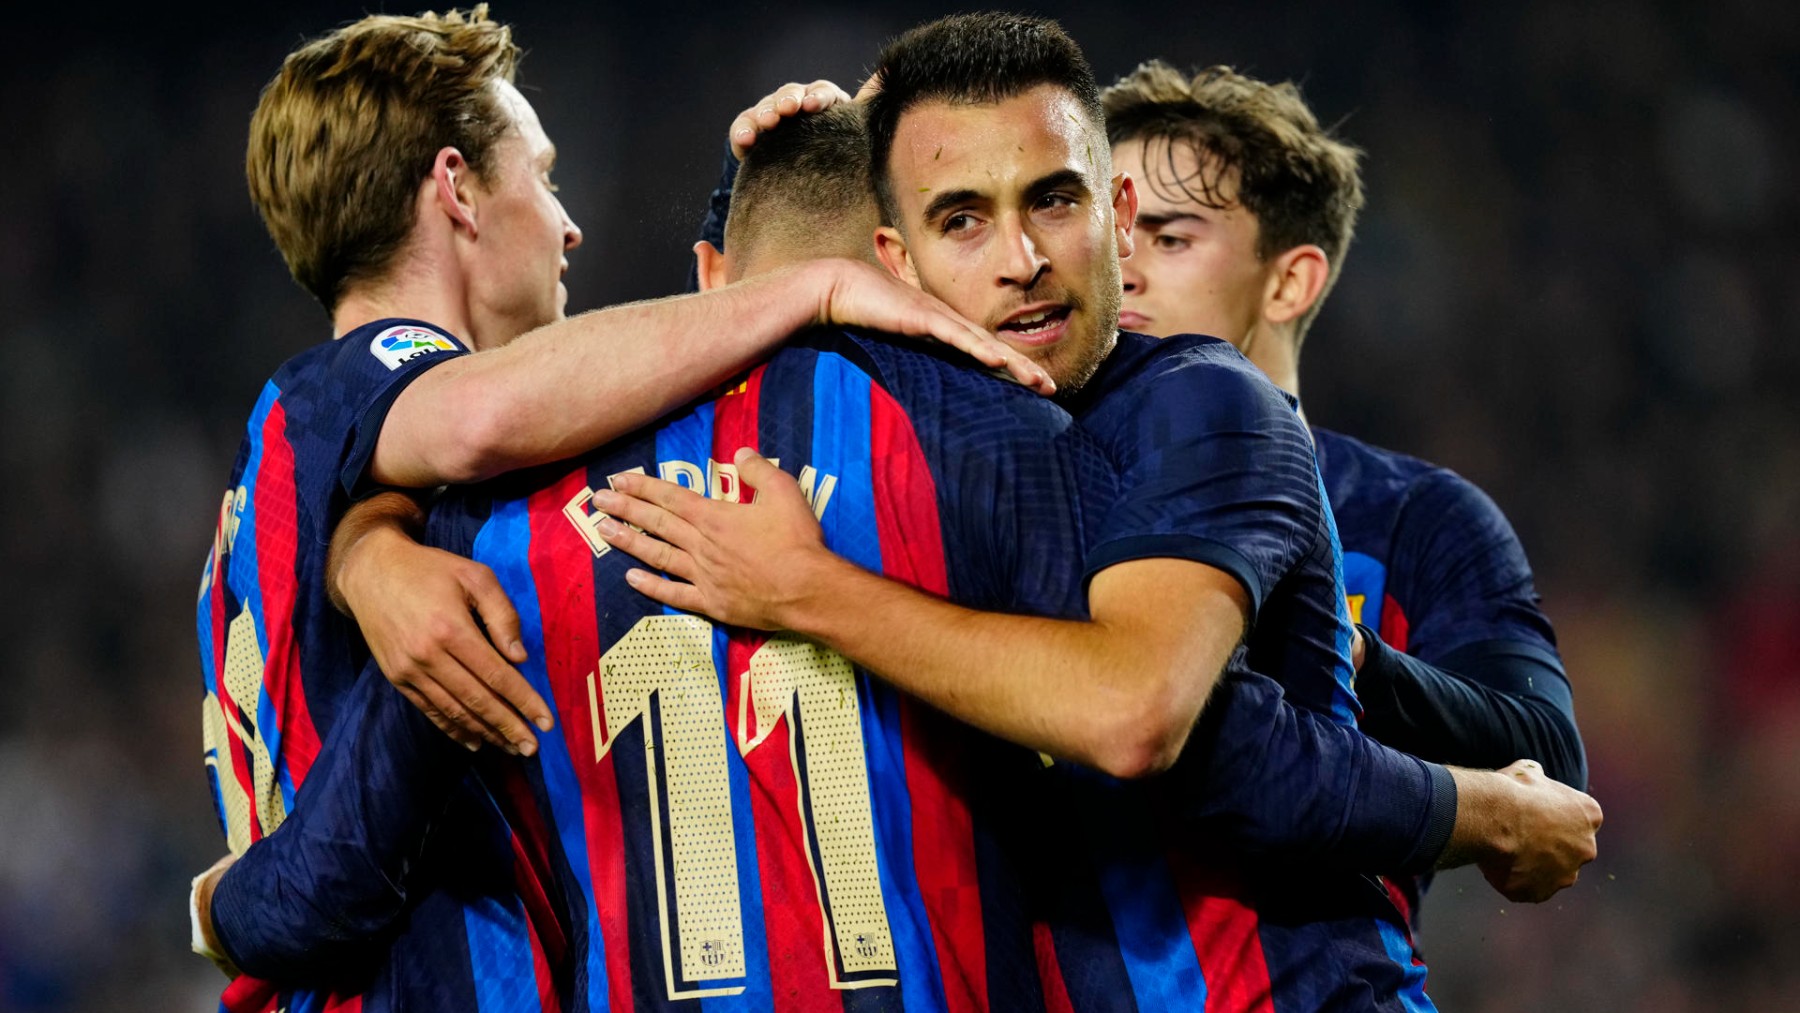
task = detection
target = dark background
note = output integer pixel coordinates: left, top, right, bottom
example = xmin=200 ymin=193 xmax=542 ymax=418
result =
xmin=2 ymin=1 xmax=1796 ymax=1008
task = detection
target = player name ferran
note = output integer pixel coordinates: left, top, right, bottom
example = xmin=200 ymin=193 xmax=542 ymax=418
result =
xmin=563 ymin=456 xmax=837 ymax=558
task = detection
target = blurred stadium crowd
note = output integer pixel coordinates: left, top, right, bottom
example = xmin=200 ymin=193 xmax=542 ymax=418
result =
xmin=0 ymin=1 xmax=1794 ymax=1009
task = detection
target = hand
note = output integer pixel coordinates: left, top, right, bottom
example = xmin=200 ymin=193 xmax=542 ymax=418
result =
xmin=337 ymin=524 xmax=553 ymax=755
xmin=811 ymin=259 xmax=1056 ymax=394
xmin=729 ymin=79 xmax=854 ymax=158
xmin=587 ymin=448 xmax=836 ymax=630
xmin=192 ymin=853 xmax=240 ymax=978
xmin=1446 ymin=760 xmax=1603 ymax=903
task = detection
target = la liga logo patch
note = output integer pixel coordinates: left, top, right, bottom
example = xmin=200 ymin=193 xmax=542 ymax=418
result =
xmin=371 ymin=325 xmax=457 ymax=370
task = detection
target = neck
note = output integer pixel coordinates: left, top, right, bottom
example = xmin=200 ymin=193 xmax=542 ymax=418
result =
xmin=1240 ymin=321 xmax=1301 ymax=401
xmin=331 ymin=255 xmax=481 ymax=348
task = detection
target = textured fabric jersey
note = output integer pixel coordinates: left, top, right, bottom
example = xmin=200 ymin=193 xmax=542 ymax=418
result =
xmin=425 ymin=329 xmax=1113 ymax=1012
xmin=196 ymin=317 xmax=469 ymax=1013
xmin=1313 ymin=425 xmax=1582 ymax=927
xmin=1059 ymin=332 xmax=1437 ymax=1013
xmin=197 ymin=317 xmax=465 ymax=849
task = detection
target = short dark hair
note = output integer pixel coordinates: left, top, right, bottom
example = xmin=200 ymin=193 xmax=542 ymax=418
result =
xmin=1103 ymin=61 xmax=1365 ymax=339
xmin=724 ymin=104 xmax=876 ymax=268
xmin=866 ymin=12 xmax=1104 ymax=225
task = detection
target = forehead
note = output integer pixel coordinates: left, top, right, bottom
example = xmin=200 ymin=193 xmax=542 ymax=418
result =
xmin=491 ymin=79 xmax=551 ymax=154
xmin=888 ymin=85 xmax=1105 ymax=211
xmin=1113 ymin=134 xmax=1239 ymax=214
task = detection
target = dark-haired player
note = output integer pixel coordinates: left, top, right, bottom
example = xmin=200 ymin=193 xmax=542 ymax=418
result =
xmin=1102 ymin=60 xmax=1586 ymax=928
xmin=599 ymin=13 xmax=1600 ymax=1012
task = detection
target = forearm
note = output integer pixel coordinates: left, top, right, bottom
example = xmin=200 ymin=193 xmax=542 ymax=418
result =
xmin=375 ymin=260 xmax=839 ymax=487
xmin=1356 ymin=631 xmax=1586 ymax=789
xmin=780 ymin=555 xmax=1230 ymax=778
xmin=326 ymin=491 xmax=427 ymax=614
xmin=1172 ymin=669 xmax=1458 ymax=875
xmin=209 ymin=671 xmax=470 ymax=980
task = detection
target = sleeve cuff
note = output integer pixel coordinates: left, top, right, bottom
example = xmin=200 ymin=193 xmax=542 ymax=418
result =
xmin=1406 ymin=762 xmax=1459 ymax=874
xmin=1083 ymin=533 xmax=1265 ymax=621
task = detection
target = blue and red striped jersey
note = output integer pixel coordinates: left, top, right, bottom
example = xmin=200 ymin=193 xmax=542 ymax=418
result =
xmin=1057 ymin=332 xmax=1437 ymax=1013
xmin=196 ymin=317 xmax=466 ymax=1013
xmin=197 ymin=317 xmax=465 ymax=852
xmin=420 ymin=329 xmax=1115 ymax=1012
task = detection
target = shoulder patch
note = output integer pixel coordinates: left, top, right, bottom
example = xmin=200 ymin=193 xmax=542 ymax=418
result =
xmin=370 ymin=325 xmax=457 ymax=371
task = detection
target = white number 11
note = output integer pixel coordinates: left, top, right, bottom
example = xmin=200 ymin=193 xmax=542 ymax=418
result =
xmin=587 ymin=615 xmax=897 ymax=999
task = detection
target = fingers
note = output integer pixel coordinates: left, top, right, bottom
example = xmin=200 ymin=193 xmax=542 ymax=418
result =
xmin=461 ymin=562 xmax=527 ymax=665
xmin=442 ymin=636 xmax=545 ymax=757
xmin=624 ymin=568 xmax=710 ymax=612
xmin=591 ymin=489 xmax=704 ymax=561
xmin=395 ymin=680 xmax=487 ymax=752
xmin=730 ymin=80 xmax=849 ymax=157
xmin=607 ymin=471 xmax=711 ymax=524
xmin=595 ymin=514 xmax=698 ymax=580
xmin=732 ymin=448 xmax=805 ymax=504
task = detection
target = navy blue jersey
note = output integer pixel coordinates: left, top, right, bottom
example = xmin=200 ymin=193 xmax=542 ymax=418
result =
xmin=1070 ymin=333 xmax=1359 ymax=725
xmin=1059 ymin=333 xmax=1433 ymax=1013
xmin=1314 ymin=426 xmax=1583 ymax=927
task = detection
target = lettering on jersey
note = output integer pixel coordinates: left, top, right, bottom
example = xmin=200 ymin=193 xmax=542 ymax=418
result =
xmin=563 ymin=459 xmax=838 ymax=557
xmin=199 ymin=486 xmax=247 ymax=598
xmin=369 ymin=325 xmax=456 ymax=371
xmin=584 ymin=620 xmax=896 ymax=995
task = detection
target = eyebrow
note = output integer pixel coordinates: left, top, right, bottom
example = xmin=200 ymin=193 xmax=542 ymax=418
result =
xmin=919 ymin=168 xmax=1096 ymax=226
xmin=1136 ymin=211 xmax=1204 ymax=229
xmin=921 ymin=187 xmax=984 ymax=225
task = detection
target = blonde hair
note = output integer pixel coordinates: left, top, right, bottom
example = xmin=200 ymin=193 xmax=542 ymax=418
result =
xmin=246 ymin=6 xmax=520 ymax=310
xmin=1103 ymin=61 xmax=1364 ymax=338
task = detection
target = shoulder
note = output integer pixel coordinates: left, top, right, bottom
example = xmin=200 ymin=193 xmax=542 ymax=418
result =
xmin=1316 ymin=428 xmax=1525 ymax=557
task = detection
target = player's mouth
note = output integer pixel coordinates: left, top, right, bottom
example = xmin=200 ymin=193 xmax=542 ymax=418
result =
xmin=1118 ymin=309 xmax=1151 ymax=331
xmin=997 ymin=303 xmax=1073 ymax=347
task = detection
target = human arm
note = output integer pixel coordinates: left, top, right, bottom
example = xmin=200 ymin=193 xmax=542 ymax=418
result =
xmin=1356 ymin=466 xmax=1587 ymax=788
xmin=326 ymin=490 xmax=553 ymax=754
xmin=200 ymin=665 xmax=473 ymax=982
xmin=1355 ymin=632 xmax=1586 ymax=789
xmin=1173 ymin=666 xmax=1601 ymax=899
xmin=592 ymin=449 xmax=1243 ymax=779
xmin=373 ymin=259 xmax=1052 ymax=489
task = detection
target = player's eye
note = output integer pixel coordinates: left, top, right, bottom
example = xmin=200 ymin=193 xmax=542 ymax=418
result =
xmin=1034 ymin=192 xmax=1078 ymax=213
xmin=942 ymin=212 xmax=978 ymax=235
xmin=1152 ymin=233 xmax=1190 ymax=251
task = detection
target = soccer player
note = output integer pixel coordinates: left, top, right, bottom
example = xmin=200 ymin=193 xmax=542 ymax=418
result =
xmin=1102 ymin=61 xmax=1586 ymax=925
xmin=193 ymin=6 xmax=1038 ymax=1007
xmin=595 ymin=13 xmax=1601 ymax=1010
xmin=204 ymin=103 xmax=1124 ymax=1009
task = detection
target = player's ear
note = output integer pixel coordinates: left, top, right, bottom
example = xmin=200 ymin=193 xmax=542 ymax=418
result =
xmin=693 ymin=241 xmax=729 ymax=292
xmin=1111 ymin=171 xmax=1138 ymax=261
xmin=1263 ymin=243 xmax=1329 ymax=327
xmin=431 ymin=146 xmax=480 ymax=237
xmin=873 ymin=226 xmax=921 ymax=288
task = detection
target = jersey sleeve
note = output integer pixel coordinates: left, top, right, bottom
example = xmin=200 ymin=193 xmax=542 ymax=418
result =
xmin=1166 ymin=662 xmax=1459 ymax=875
xmin=1359 ymin=469 xmax=1586 ymax=787
xmin=1083 ymin=355 xmax=1321 ymax=621
xmin=209 ymin=661 xmax=473 ymax=982
xmin=319 ymin=328 xmax=469 ymax=506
